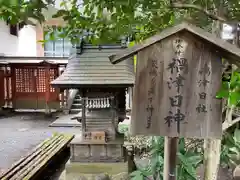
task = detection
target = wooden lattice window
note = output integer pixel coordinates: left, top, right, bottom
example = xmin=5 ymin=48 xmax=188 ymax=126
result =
xmin=15 ymin=68 xmax=35 ymax=93
xmin=15 ymin=68 xmax=23 ymax=92
xmin=50 ymin=69 xmax=56 ymax=92
xmin=15 ymin=67 xmax=58 ymax=94
xmin=36 ymin=68 xmax=46 ymax=93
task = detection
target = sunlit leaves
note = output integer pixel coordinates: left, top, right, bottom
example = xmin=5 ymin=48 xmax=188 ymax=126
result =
xmin=0 ymin=0 xmax=54 ymax=25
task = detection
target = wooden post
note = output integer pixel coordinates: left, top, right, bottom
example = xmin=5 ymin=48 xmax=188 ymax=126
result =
xmin=164 ymin=137 xmax=178 ymax=180
xmin=5 ymin=66 xmax=9 ymax=107
xmin=45 ymin=65 xmax=51 ymax=115
xmin=10 ymin=66 xmax=15 ymax=109
xmin=0 ymin=68 xmax=5 ymax=109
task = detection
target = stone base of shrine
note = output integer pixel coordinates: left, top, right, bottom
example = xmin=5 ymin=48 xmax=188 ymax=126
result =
xmin=69 ymin=134 xmax=126 ymax=163
xmin=63 ymin=161 xmax=128 ymax=180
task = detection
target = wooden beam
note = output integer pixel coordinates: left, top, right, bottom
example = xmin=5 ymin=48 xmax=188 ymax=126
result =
xmin=45 ymin=65 xmax=51 ymax=114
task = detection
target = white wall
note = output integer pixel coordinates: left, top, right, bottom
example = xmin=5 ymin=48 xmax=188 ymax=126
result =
xmin=0 ymin=21 xmax=37 ymax=56
xmin=0 ymin=21 xmax=18 ymax=56
xmin=17 ymin=25 xmax=37 ymax=56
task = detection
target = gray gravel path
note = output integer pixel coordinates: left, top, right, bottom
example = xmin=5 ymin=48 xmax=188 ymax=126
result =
xmin=0 ymin=113 xmax=80 ymax=175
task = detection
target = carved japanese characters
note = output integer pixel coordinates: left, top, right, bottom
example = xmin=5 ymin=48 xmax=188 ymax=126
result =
xmin=130 ymin=34 xmax=222 ymax=138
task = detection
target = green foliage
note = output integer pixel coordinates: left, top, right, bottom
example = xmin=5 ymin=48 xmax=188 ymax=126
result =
xmin=1 ymin=0 xmax=240 ymax=44
xmin=129 ymin=132 xmax=239 ymax=180
xmin=217 ymin=70 xmax=240 ymax=106
xmin=221 ymin=128 xmax=240 ymax=167
xmin=177 ymin=139 xmax=203 ymax=180
xmin=41 ymin=0 xmax=240 ymax=43
xmin=118 ymin=124 xmax=130 ymax=141
xmin=129 ymin=137 xmax=203 ymax=180
xmin=0 ymin=0 xmax=54 ymax=25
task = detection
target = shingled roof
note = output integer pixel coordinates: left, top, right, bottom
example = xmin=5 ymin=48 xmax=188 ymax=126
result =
xmin=51 ymin=44 xmax=135 ymax=88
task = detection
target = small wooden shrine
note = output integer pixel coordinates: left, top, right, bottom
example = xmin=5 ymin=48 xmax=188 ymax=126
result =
xmin=51 ymin=42 xmax=135 ymax=162
xmin=109 ymin=22 xmax=240 ymax=139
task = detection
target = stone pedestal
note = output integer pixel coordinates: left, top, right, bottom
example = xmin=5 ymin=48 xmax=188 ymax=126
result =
xmin=62 ymin=134 xmax=128 ymax=180
xmin=70 ymin=134 xmax=126 ymax=163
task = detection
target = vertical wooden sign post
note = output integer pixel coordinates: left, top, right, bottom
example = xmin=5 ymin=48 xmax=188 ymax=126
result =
xmin=109 ymin=22 xmax=240 ymax=180
xmin=164 ymin=137 xmax=178 ymax=180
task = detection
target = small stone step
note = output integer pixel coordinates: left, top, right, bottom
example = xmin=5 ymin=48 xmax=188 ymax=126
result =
xmin=73 ymin=98 xmax=82 ymax=102
xmin=72 ymin=103 xmax=82 ymax=108
xmin=86 ymin=123 xmax=112 ymax=126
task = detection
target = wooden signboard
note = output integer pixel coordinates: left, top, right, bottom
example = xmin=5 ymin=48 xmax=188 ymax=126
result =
xmin=109 ymin=22 xmax=240 ymax=139
xmin=130 ymin=32 xmax=222 ymax=138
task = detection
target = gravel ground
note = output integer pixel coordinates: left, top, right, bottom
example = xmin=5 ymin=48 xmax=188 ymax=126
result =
xmin=0 ymin=112 xmax=80 ymax=175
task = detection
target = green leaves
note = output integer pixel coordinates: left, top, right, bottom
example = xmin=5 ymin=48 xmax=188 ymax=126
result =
xmin=129 ymin=170 xmax=145 ymax=180
xmin=234 ymin=128 xmax=240 ymax=143
xmin=52 ymin=9 xmax=68 ymax=18
xmin=216 ymin=82 xmax=229 ymax=99
xmin=177 ymin=152 xmax=198 ymax=179
xmin=0 ymin=0 xmax=52 ymax=25
xmin=230 ymin=91 xmax=240 ymax=106
xmin=177 ymin=138 xmax=203 ymax=180
xmin=129 ymin=137 xmax=203 ymax=180
xmin=216 ymin=70 xmax=240 ymax=106
xmin=220 ymin=128 xmax=240 ymax=167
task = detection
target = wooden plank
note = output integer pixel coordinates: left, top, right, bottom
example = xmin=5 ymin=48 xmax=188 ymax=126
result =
xmin=0 ymin=134 xmax=74 ymax=180
xmin=16 ymin=137 xmax=68 ymax=179
xmin=2 ymin=135 xmax=64 ymax=180
xmin=13 ymin=137 xmax=66 ymax=180
xmin=130 ymin=32 xmax=222 ymax=138
xmin=0 ymin=134 xmax=63 ymax=180
xmin=23 ymin=135 xmax=74 ymax=179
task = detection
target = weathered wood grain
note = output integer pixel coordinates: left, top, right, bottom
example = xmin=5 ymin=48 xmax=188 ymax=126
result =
xmin=0 ymin=134 xmax=74 ymax=180
xmin=131 ymin=32 xmax=222 ymax=139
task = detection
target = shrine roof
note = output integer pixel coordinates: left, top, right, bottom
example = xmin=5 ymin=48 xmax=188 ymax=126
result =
xmin=51 ymin=44 xmax=135 ymax=88
xmin=109 ymin=22 xmax=240 ymax=66
xmin=0 ymin=56 xmax=68 ymax=64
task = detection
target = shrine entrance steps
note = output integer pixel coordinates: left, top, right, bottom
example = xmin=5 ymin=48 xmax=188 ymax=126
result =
xmin=70 ymin=93 xmax=82 ymax=114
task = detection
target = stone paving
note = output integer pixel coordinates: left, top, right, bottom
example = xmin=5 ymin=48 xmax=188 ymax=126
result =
xmin=0 ymin=112 xmax=80 ymax=175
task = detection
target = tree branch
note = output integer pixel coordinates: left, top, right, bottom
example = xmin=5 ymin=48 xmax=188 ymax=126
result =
xmin=222 ymin=116 xmax=240 ymax=132
xmin=170 ymin=2 xmax=226 ymax=22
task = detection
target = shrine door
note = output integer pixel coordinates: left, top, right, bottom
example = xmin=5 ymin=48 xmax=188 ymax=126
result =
xmin=13 ymin=65 xmax=59 ymax=109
